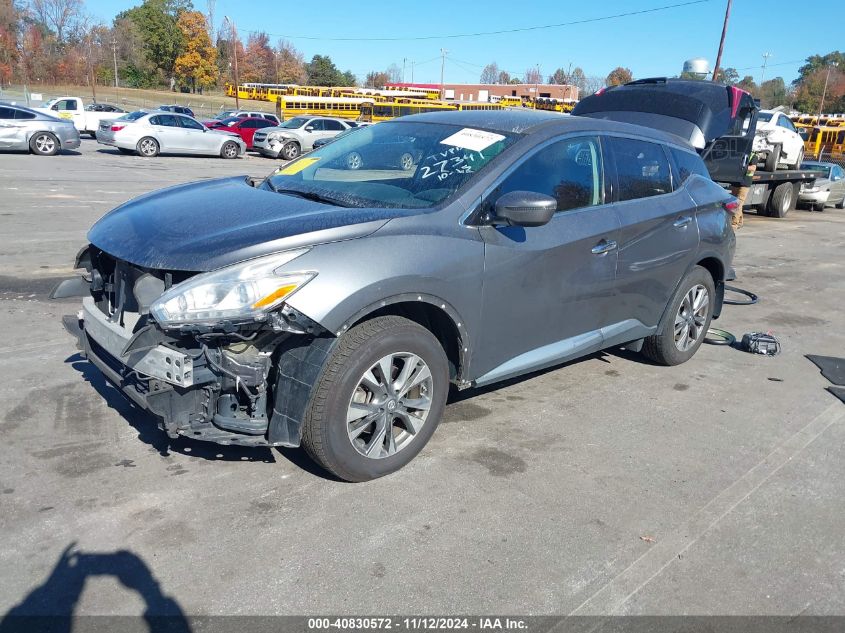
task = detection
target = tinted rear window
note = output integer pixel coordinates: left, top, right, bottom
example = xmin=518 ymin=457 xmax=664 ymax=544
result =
xmin=610 ymin=137 xmax=672 ymax=201
xmin=671 ymin=148 xmax=710 ymax=183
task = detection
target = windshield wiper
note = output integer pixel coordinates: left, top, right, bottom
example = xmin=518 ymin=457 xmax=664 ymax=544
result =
xmin=268 ymin=186 xmax=348 ymax=207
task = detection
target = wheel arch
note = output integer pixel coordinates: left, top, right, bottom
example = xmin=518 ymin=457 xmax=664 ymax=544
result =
xmin=656 ymin=255 xmax=726 ymax=334
xmin=340 ymin=294 xmax=470 ymax=384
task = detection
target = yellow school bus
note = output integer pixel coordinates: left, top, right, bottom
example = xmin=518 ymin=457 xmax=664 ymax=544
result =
xmin=804 ymin=126 xmax=845 ymax=159
xmin=276 ymin=96 xmax=376 ymax=120
xmin=359 ymin=100 xmax=457 ymax=122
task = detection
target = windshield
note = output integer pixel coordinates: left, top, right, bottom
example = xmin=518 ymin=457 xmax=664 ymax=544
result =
xmin=215 ymin=110 xmax=238 ymax=120
xmin=264 ymin=120 xmax=518 ymax=209
xmin=219 ymin=116 xmax=241 ymax=126
xmin=277 ymin=117 xmax=309 ymax=129
xmin=801 ymin=163 xmax=831 ymax=177
xmin=757 ymin=112 xmax=773 ymax=123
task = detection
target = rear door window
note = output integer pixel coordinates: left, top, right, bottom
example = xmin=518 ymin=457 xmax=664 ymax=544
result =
xmin=151 ymin=115 xmax=180 ymax=127
xmin=323 ymin=119 xmax=345 ymax=131
xmin=0 ymin=107 xmax=15 ymax=119
xmin=670 ymin=147 xmax=710 ymax=184
xmin=178 ymin=116 xmax=204 ymax=130
xmin=610 ymin=137 xmax=672 ymax=201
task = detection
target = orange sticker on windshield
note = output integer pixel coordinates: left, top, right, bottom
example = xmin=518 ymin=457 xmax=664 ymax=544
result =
xmin=277 ymin=157 xmax=320 ymax=175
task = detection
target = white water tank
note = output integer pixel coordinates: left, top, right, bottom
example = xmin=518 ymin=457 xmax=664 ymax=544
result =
xmin=683 ymin=58 xmax=710 ymax=79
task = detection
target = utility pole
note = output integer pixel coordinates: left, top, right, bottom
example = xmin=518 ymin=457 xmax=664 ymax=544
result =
xmin=818 ymin=61 xmax=838 ymax=120
xmin=534 ymin=63 xmax=540 ymax=109
xmin=440 ymin=49 xmax=447 ymax=99
xmin=112 ymin=36 xmax=119 ymax=98
xmin=402 ymin=57 xmax=406 ymax=84
xmin=760 ymin=52 xmax=772 ymax=86
xmin=711 ymin=0 xmax=731 ymax=82
xmin=411 ymin=61 xmax=415 ymax=83
xmin=224 ymin=16 xmax=240 ymax=108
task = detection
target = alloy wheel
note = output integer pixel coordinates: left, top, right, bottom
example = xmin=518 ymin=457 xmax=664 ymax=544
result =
xmin=34 ymin=134 xmax=56 ymax=154
xmin=674 ymin=284 xmax=709 ymax=352
xmin=400 ymin=153 xmax=414 ymax=170
xmin=346 ymin=352 xmax=433 ymax=459
xmin=139 ymin=138 xmax=157 ymax=156
xmin=346 ymin=152 xmax=363 ymax=170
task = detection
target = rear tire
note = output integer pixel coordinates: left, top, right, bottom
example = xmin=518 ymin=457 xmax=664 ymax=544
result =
xmin=220 ymin=141 xmax=239 ymax=159
xmin=399 ymin=152 xmax=414 ymax=171
xmin=642 ymin=266 xmax=715 ymax=366
xmin=136 ymin=136 xmax=159 ymax=157
xmin=301 ymin=315 xmax=449 ymax=482
xmin=764 ymin=145 xmax=781 ymax=172
xmin=768 ymin=182 xmax=794 ymax=218
xmin=29 ymin=132 xmax=59 ymax=156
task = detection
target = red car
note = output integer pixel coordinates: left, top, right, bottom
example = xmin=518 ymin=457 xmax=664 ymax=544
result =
xmin=206 ymin=117 xmax=278 ymax=149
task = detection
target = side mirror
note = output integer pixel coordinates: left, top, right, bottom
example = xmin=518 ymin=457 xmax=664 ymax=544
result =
xmin=492 ymin=191 xmax=557 ymax=227
xmin=305 ymin=126 xmax=314 ymax=132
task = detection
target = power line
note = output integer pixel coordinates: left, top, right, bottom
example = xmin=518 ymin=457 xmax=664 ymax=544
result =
xmin=243 ymin=0 xmax=710 ymax=42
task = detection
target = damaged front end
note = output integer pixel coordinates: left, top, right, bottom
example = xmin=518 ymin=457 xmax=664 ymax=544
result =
xmin=60 ymin=246 xmax=334 ymax=447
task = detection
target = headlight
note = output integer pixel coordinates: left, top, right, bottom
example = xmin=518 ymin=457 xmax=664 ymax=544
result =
xmin=150 ymin=250 xmax=315 ymax=328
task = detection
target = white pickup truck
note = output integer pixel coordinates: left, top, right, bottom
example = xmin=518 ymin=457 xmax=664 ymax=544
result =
xmin=35 ymin=97 xmax=123 ymax=137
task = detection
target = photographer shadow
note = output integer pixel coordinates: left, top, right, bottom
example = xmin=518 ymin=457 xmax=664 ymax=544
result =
xmin=0 ymin=543 xmax=191 ymax=633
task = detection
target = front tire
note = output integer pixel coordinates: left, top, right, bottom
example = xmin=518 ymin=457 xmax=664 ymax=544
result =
xmin=136 ymin=136 xmax=159 ymax=157
xmin=280 ymin=141 xmax=300 ymax=161
xmin=301 ymin=316 xmax=449 ymax=482
xmin=220 ymin=141 xmax=239 ymax=159
xmin=642 ymin=266 xmax=715 ymax=366
xmin=30 ymin=132 xmax=59 ymax=156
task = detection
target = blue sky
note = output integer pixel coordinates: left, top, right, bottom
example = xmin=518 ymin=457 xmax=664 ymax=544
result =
xmin=86 ymin=0 xmax=839 ymax=85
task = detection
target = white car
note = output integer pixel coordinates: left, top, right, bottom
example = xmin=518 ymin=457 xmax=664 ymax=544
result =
xmin=753 ymin=110 xmax=805 ymax=170
xmin=252 ymin=116 xmax=354 ymax=160
xmin=96 ymin=110 xmax=246 ymax=159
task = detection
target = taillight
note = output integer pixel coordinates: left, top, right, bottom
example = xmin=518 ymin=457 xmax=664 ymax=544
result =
xmin=110 ymin=124 xmax=126 ymax=132
xmin=723 ymin=198 xmax=740 ymax=214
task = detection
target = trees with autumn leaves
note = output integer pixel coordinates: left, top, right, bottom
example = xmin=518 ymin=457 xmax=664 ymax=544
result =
xmin=173 ymin=10 xmax=215 ymax=92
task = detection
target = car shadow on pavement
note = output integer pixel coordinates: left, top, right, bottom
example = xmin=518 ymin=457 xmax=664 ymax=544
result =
xmin=66 ymin=354 xmax=276 ymax=464
xmin=0 ymin=542 xmax=191 ymax=633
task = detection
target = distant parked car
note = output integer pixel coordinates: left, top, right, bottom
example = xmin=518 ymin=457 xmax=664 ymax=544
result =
xmin=798 ymin=161 xmax=845 ymax=210
xmin=85 ymin=103 xmax=126 ymax=113
xmin=342 ymin=132 xmax=421 ymax=171
xmin=158 ymin=104 xmax=195 ymax=118
xmin=210 ymin=116 xmax=279 ymax=149
xmin=207 ymin=110 xmax=280 ymax=125
xmin=0 ymin=102 xmax=81 ymax=155
xmin=252 ymin=116 xmax=354 ymax=160
xmin=753 ymin=110 xmax=805 ymax=170
xmin=311 ymin=127 xmax=357 ymax=150
xmin=96 ymin=111 xmax=245 ymax=158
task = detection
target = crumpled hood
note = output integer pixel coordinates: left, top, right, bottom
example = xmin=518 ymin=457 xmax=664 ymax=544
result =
xmin=87 ymin=176 xmax=399 ymax=271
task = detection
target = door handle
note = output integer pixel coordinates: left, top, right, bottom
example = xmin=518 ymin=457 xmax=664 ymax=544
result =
xmin=591 ymin=239 xmax=617 ymax=255
xmin=673 ymin=216 xmax=693 ymax=228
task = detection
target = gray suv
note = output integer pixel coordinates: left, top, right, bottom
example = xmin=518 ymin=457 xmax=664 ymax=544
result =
xmin=59 ymin=110 xmax=736 ymax=481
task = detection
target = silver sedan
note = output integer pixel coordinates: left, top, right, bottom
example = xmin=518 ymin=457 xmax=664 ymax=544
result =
xmin=96 ymin=111 xmax=246 ymax=159
xmin=0 ymin=103 xmax=81 ymax=155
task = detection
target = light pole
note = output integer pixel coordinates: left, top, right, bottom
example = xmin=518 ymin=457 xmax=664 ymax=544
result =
xmin=224 ymin=16 xmax=240 ymax=108
xmin=439 ymin=49 xmax=447 ymax=99
xmin=760 ymin=52 xmax=771 ymax=85
xmin=818 ymin=61 xmax=838 ymax=120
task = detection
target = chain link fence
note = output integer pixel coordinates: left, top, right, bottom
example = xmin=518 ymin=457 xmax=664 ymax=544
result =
xmin=0 ymin=84 xmax=247 ymax=120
